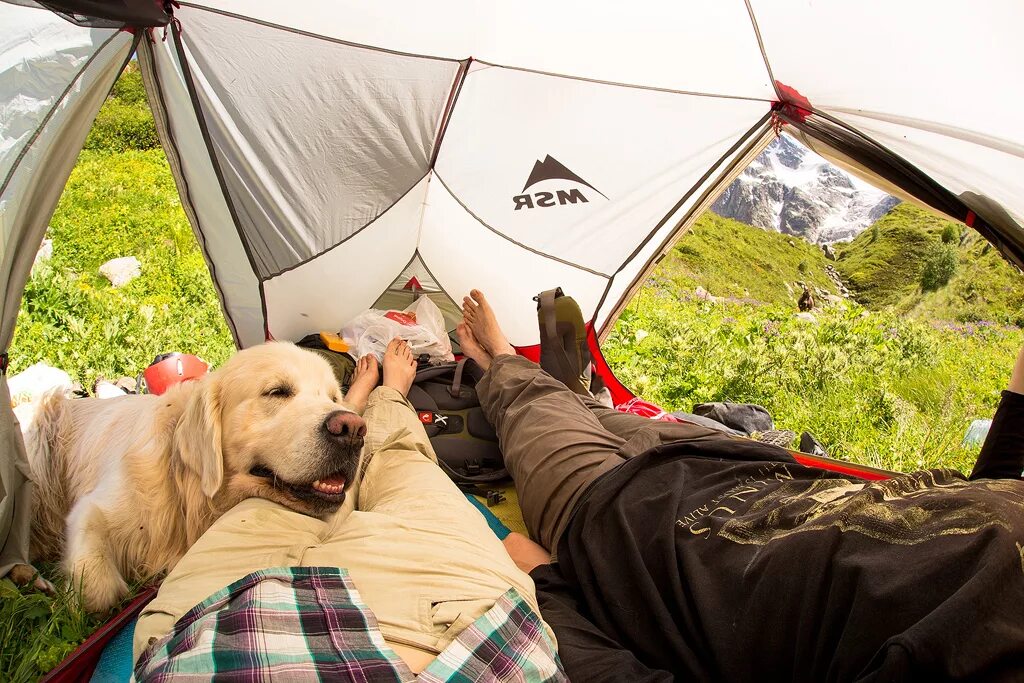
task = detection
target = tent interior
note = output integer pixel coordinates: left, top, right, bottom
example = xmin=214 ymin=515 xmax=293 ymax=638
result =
xmin=3 ymin=0 xmax=1024 ymax=674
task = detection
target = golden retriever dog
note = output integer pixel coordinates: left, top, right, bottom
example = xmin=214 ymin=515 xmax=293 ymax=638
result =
xmin=21 ymin=342 xmax=366 ymax=613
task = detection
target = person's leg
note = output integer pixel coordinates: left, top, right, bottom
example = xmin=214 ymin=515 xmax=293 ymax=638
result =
xmin=333 ymin=338 xmax=550 ymax=666
xmin=461 ymin=289 xmax=725 ymax=551
xmin=460 ymin=292 xmax=628 ymax=552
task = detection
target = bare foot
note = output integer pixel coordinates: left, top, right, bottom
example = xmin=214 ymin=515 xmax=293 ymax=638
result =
xmin=457 ymin=322 xmax=493 ymax=370
xmin=383 ymin=337 xmax=417 ymax=396
xmin=502 ymin=532 xmax=551 ymax=574
xmin=343 ymin=354 xmax=379 ymax=413
xmin=461 ymin=289 xmax=515 ymax=358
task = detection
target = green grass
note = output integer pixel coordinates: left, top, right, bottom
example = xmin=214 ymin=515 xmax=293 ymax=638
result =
xmin=0 ymin=575 xmax=100 ymax=682
xmin=9 ymin=149 xmax=234 ymax=388
xmin=835 ymin=203 xmax=1024 ymax=324
xmin=834 ymin=203 xmax=953 ymax=307
xmin=604 ymin=294 xmax=1021 ymax=474
xmin=661 ymin=212 xmax=838 ymax=305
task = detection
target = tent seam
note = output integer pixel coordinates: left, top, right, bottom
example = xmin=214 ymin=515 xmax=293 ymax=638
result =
xmin=171 ymin=23 xmax=269 ymax=337
xmin=0 ymin=31 xmax=121 ymax=200
xmin=174 ymin=2 xmax=462 ymax=65
xmin=742 ymin=0 xmax=783 ymax=101
xmin=472 ymin=58 xmax=774 ymax=103
xmin=592 ymin=111 xmax=774 ymax=334
xmin=138 ymin=39 xmax=243 ymax=347
xmin=174 ymin=2 xmax=772 ymax=102
xmin=261 ymin=172 xmax=432 ymax=282
xmin=430 ymin=171 xmax=613 ymax=280
xmin=428 ymin=59 xmax=471 ymax=171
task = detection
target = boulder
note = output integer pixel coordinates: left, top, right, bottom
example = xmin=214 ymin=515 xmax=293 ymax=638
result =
xmin=99 ymin=256 xmax=141 ymax=287
xmin=795 ymin=311 xmax=818 ymax=324
xmin=33 ymin=239 xmax=53 ymax=267
xmin=822 ymin=243 xmax=837 ymax=260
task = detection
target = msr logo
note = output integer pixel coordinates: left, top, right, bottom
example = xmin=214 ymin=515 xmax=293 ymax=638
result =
xmin=512 ymin=155 xmax=607 ymax=210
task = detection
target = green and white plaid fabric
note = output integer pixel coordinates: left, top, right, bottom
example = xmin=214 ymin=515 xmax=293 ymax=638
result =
xmin=134 ymin=566 xmax=565 ymax=682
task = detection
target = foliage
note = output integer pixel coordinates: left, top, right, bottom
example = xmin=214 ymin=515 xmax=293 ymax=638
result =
xmin=664 ymin=212 xmax=837 ymax=306
xmin=0 ymin=575 xmax=100 ymax=683
xmin=605 ymin=294 xmax=1021 ymax=475
xmin=9 ymin=150 xmax=234 ymax=388
xmin=834 ymin=203 xmax=954 ymax=307
xmin=920 ymin=242 xmax=959 ymax=292
xmin=941 ymin=223 xmax=959 ymax=244
xmin=83 ymin=63 xmax=159 ymax=153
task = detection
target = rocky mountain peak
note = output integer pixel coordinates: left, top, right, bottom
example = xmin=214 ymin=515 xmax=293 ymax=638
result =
xmin=712 ymin=134 xmax=899 ymax=244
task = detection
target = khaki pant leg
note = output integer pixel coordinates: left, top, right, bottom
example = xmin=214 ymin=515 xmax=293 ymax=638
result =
xmin=133 ymin=498 xmax=324 ymax=661
xmin=308 ymin=385 xmax=546 ymax=656
xmin=477 ymin=355 xmax=627 ymax=552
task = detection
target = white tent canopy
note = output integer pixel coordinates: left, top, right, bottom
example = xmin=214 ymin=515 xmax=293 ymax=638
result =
xmin=1 ymin=0 xmax=1023 ymax=571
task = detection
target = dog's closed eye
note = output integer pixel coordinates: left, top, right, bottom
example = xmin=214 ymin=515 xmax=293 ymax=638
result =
xmin=263 ymin=385 xmax=293 ymax=399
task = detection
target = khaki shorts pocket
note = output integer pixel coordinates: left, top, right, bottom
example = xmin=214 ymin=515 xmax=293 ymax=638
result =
xmin=428 ymin=597 xmax=496 ymax=650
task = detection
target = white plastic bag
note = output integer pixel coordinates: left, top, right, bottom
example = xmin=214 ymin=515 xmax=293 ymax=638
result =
xmin=341 ymin=297 xmax=454 ymax=364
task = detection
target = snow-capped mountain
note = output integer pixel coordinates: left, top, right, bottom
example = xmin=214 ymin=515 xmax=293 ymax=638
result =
xmin=712 ymin=134 xmax=899 ymax=244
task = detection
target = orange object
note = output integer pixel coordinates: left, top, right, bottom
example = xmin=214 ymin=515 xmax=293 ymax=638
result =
xmin=384 ymin=311 xmax=417 ymax=326
xmin=319 ymin=331 xmax=350 ymax=353
xmin=143 ymin=353 xmax=209 ymax=395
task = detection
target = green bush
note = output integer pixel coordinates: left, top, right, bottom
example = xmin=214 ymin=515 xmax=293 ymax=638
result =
xmin=920 ymin=242 xmax=959 ymax=292
xmin=941 ymin=224 xmax=959 ymax=244
xmin=82 ymin=63 xmax=158 ymax=152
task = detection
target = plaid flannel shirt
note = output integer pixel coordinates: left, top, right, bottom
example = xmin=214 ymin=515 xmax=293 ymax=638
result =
xmin=134 ymin=566 xmax=566 ymax=682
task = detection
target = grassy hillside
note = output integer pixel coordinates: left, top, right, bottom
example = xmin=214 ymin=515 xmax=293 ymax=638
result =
xmin=656 ymin=211 xmax=837 ymax=305
xmin=835 ymin=203 xmax=1024 ymax=325
xmin=834 ymin=203 xmax=954 ymax=307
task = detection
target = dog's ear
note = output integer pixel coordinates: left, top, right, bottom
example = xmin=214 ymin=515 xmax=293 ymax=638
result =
xmin=173 ymin=376 xmax=224 ymax=498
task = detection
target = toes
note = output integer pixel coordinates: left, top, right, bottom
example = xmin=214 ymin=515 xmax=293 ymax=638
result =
xmin=470 ymin=289 xmax=489 ymax=310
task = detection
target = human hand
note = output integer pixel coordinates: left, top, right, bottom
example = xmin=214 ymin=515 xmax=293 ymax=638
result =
xmin=502 ymin=532 xmax=551 ymax=574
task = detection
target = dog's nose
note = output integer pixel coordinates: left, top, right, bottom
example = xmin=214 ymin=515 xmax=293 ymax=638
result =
xmin=323 ymin=411 xmax=366 ymax=439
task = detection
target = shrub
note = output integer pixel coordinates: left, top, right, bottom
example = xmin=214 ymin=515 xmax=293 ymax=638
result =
xmin=82 ymin=63 xmax=158 ymax=152
xmin=941 ymin=224 xmax=959 ymax=244
xmin=920 ymin=243 xmax=959 ymax=291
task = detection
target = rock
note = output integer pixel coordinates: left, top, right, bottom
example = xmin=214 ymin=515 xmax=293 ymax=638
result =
xmin=94 ymin=381 xmax=128 ymax=400
xmin=8 ymin=362 xmax=72 ymax=406
xmin=795 ymin=312 xmax=818 ymax=324
xmin=788 ymin=239 xmax=796 ymax=247
xmin=99 ymin=256 xmax=141 ymax=287
xmin=114 ymin=376 xmax=138 ymax=393
xmin=694 ymin=286 xmax=719 ymax=303
xmin=822 ymin=243 xmax=837 ymax=260
xmin=33 ymin=239 xmax=53 ymax=267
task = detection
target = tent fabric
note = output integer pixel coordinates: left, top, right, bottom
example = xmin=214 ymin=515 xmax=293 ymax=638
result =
xmin=0 ymin=2 xmax=133 ymax=576
xmin=129 ymin=0 xmax=1024 ymax=348
xmin=2 ymin=0 xmax=1024 ymax=574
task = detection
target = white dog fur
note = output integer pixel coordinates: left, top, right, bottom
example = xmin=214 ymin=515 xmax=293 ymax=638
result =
xmin=22 ymin=342 xmax=365 ymax=613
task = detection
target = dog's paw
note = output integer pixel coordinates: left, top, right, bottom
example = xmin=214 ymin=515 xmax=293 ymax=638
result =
xmin=8 ymin=563 xmax=55 ymax=594
xmin=68 ymin=559 xmax=129 ymax=614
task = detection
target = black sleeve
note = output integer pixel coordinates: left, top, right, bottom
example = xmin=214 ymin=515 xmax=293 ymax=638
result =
xmin=970 ymin=390 xmax=1024 ymax=480
xmin=530 ymin=563 xmax=673 ymax=683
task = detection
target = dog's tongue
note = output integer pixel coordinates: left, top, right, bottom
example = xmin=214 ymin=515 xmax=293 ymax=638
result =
xmin=312 ymin=473 xmax=346 ymax=494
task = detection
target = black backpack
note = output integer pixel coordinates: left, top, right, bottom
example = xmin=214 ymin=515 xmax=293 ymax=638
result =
xmin=408 ymin=359 xmax=509 ymax=485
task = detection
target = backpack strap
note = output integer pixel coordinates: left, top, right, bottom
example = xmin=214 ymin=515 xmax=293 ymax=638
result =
xmin=450 ymin=357 xmax=467 ymax=398
xmin=536 ymin=287 xmax=585 ymax=393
